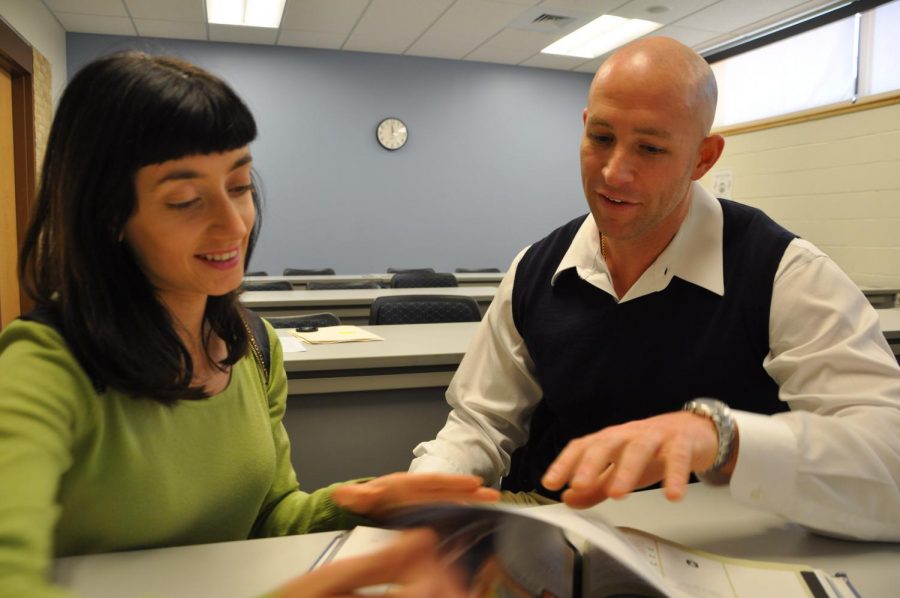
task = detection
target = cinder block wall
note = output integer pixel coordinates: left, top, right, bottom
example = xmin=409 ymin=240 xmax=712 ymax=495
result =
xmin=702 ymin=100 xmax=900 ymax=288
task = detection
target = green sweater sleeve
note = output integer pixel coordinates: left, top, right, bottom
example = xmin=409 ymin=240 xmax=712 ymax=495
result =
xmin=0 ymin=321 xmax=95 ymax=598
xmin=249 ymin=322 xmax=369 ymax=538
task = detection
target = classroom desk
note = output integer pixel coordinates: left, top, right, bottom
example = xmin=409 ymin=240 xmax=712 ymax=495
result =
xmin=244 ymin=271 xmax=505 ymax=288
xmin=53 ymin=484 xmax=900 ymax=598
xmin=241 ymin=286 xmax=498 ymax=324
xmin=861 ymin=287 xmax=900 ymax=309
xmin=878 ymin=307 xmax=900 ymax=358
xmin=279 ymin=323 xmax=478 ymax=490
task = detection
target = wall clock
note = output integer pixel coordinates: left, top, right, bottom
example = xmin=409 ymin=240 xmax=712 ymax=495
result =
xmin=376 ymin=117 xmax=408 ymax=150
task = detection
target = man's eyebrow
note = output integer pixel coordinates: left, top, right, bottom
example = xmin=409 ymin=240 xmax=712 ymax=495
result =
xmin=154 ymin=153 xmax=253 ymax=188
xmin=586 ymin=118 xmax=671 ymax=139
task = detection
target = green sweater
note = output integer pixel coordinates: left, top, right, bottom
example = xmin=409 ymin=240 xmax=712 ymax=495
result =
xmin=0 ymin=318 xmax=362 ymax=598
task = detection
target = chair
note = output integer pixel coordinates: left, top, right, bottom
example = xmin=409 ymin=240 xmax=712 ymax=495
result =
xmin=264 ymin=313 xmax=341 ymax=329
xmin=245 ymin=270 xmax=268 ymax=276
xmin=390 ymin=271 xmax=458 ymax=288
xmin=242 ymin=280 xmax=293 ymax=291
xmin=283 ymin=268 xmax=336 ymax=275
xmin=455 ymin=267 xmax=501 ymax=273
xmin=307 ymin=280 xmax=382 ymax=290
xmin=369 ymin=295 xmax=482 ymax=325
xmin=386 ymin=267 xmax=435 ymax=274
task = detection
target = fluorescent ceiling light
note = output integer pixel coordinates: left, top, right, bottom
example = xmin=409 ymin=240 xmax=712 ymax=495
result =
xmin=542 ymin=15 xmax=663 ymax=59
xmin=207 ymin=0 xmax=286 ymax=28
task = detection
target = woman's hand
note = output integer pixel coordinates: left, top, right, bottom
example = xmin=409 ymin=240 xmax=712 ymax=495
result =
xmin=332 ymin=472 xmax=500 ymax=519
xmin=276 ymin=529 xmax=467 ymax=597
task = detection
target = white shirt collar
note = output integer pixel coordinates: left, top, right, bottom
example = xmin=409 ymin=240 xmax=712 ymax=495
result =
xmin=551 ymin=182 xmax=724 ymax=302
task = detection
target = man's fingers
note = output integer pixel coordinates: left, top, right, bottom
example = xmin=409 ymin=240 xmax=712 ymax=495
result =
xmin=542 ymin=439 xmax=589 ymax=490
xmin=278 ymin=529 xmax=439 ymax=597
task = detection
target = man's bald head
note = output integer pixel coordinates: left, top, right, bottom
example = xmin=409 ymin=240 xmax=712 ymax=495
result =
xmin=590 ymin=37 xmax=718 ymax=136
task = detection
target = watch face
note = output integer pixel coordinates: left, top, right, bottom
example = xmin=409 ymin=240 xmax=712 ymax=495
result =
xmin=376 ymin=117 xmax=408 ymax=150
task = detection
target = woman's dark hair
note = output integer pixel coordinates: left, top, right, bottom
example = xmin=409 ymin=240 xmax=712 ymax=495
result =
xmin=19 ymin=52 xmax=261 ymax=403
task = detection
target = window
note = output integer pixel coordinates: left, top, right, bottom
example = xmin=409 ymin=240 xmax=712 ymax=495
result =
xmin=710 ymin=0 xmax=900 ymax=128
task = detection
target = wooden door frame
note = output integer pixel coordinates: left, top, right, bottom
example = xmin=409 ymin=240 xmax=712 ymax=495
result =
xmin=0 ymin=18 xmax=37 ymax=316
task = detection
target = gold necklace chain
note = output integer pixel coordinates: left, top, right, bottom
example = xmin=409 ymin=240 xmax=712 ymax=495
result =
xmin=600 ymin=233 xmax=607 ymax=260
xmin=240 ymin=314 xmax=269 ymax=383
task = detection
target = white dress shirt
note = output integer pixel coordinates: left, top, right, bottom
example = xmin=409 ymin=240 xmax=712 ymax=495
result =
xmin=411 ymin=183 xmax=900 ymax=541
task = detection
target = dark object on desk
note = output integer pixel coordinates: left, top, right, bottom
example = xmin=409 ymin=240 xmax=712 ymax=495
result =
xmin=390 ymin=271 xmax=458 ymax=288
xmin=283 ymin=268 xmax=336 ymax=275
xmin=369 ymin=295 xmax=481 ymax=325
xmin=307 ymin=280 xmax=382 ymax=290
xmin=386 ymin=267 xmax=435 ymax=273
xmin=455 ymin=267 xmax=501 ymax=273
xmin=245 ymin=270 xmax=268 ymax=276
xmin=297 ymin=324 xmax=318 ymax=333
xmin=265 ymin=313 xmax=341 ymax=329
xmin=242 ymin=280 xmax=293 ymax=291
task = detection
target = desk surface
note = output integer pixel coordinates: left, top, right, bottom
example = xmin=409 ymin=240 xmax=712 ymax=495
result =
xmin=242 ymin=285 xmax=498 ymax=309
xmin=54 ymin=484 xmax=899 ymax=598
xmin=878 ymin=307 xmax=900 ymax=340
xmin=281 ymin=322 xmax=478 ymax=372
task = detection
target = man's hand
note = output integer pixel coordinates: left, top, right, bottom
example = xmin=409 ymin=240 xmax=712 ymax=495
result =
xmin=541 ymin=411 xmax=736 ymax=507
xmin=276 ymin=529 xmax=467 ymax=597
xmin=332 ymin=472 xmax=500 ymax=519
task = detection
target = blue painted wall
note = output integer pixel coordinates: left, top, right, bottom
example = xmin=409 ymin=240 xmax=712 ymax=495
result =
xmin=67 ymin=34 xmax=592 ymax=274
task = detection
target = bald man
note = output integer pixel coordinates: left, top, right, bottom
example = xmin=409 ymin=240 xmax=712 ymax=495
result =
xmin=410 ymin=37 xmax=900 ymax=541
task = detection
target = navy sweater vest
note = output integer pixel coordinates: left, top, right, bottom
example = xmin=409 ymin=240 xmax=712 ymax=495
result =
xmin=504 ymin=199 xmax=796 ymax=496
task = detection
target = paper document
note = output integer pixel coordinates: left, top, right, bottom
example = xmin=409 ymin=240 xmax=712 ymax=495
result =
xmin=275 ymin=333 xmax=307 ymax=353
xmin=292 ymin=325 xmax=384 ymax=344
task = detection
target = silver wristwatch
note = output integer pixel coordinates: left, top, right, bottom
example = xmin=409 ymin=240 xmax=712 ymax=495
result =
xmin=682 ymin=398 xmax=735 ymax=483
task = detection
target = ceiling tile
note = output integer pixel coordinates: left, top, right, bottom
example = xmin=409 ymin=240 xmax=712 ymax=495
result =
xmin=483 ymin=28 xmax=558 ymax=53
xmin=676 ymin=0 xmax=829 ymax=34
xmin=406 ymin=34 xmax=480 ymax=59
xmin=519 ymin=51 xmax=593 ymax=70
xmin=281 ymin=0 xmax=369 ymax=33
xmin=125 ymin=0 xmax=204 ymax=21
xmin=649 ymin=25 xmax=721 ymax=49
xmin=345 ymin=0 xmax=453 ymax=51
xmin=609 ymin=0 xmax=720 ymax=25
xmin=277 ymin=29 xmax=348 ymax=49
xmin=536 ymin=0 xmax=624 ymax=13
xmin=44 ymin=0 xmax=128 ymax=17
xmin=572 ymin=56 xmax=604 ymax=73
xmin=208 ymin=24 xmax=279 ymax=44
xmin=465 ymin=45 xmax=531 ymax=64
xmin=54 ymin=12 xmax=137 ymax=34
xmin=427 ymin=0 xmax=532 ymax=40
xmin=133 ymin=18 xmax=207 ymax=40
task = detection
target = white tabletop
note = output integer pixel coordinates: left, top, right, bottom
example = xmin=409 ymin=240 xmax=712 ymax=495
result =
xmin=54 ymin=484 xmax=899 ymax=598
xmin=877 ymin=307 xmax=900 ymax=339
xmin=280 ymin=322 xmax=478 ymax=372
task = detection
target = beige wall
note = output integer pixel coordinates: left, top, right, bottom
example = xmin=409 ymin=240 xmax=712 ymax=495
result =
xmin=702 ymin=101 xmax=900 ymax=288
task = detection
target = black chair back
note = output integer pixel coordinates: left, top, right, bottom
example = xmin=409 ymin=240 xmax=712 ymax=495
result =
xmin=369 ymin=295 xmax=481 ymax=325
xmin=242 ymin=280 xmax=293 ymax=291
xmin=245 ymin=270 xmax=268 ymax=276
xmin=265 ymin=313 xmax=341 ymax=329
xmin=454 ymin=268 xmax=501 ymax=273
xmin=283 ymin=268 xmax=336 ymax=275
xmin=386 ymin=267 xmax=435 ymax=274
xmin=390 ymin=272 xmax=458 ymax=288
xmin=307 ymin=281 xmax=382 ymax=290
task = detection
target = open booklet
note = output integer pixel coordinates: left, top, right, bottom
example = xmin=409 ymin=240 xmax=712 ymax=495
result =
xmin=313 ymin=503 xmax=859 ymax=598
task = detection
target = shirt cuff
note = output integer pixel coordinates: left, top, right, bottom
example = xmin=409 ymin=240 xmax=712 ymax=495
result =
xmin=727 ymin=410 xmax=799 ymax=512
xmin=408 ymin=453 xmax=466 ymax=475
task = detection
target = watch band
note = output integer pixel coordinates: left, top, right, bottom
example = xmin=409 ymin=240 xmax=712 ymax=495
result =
xmin=682 ymin=398 xmax=735 ymax=483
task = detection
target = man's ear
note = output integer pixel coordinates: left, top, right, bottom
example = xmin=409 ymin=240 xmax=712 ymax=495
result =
xmin=691 ymin=134 xmax=725 ymax=180
xmin=582 ymin=107 xmax=588 ymax=126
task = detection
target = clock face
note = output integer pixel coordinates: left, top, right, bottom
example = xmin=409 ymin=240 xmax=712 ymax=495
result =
xmin=376 ymin=117 xmax=408 ymax=150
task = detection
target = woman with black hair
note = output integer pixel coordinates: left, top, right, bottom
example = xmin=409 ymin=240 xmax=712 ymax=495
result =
xmin=0 ymin=53 xmax=492 ymax=597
